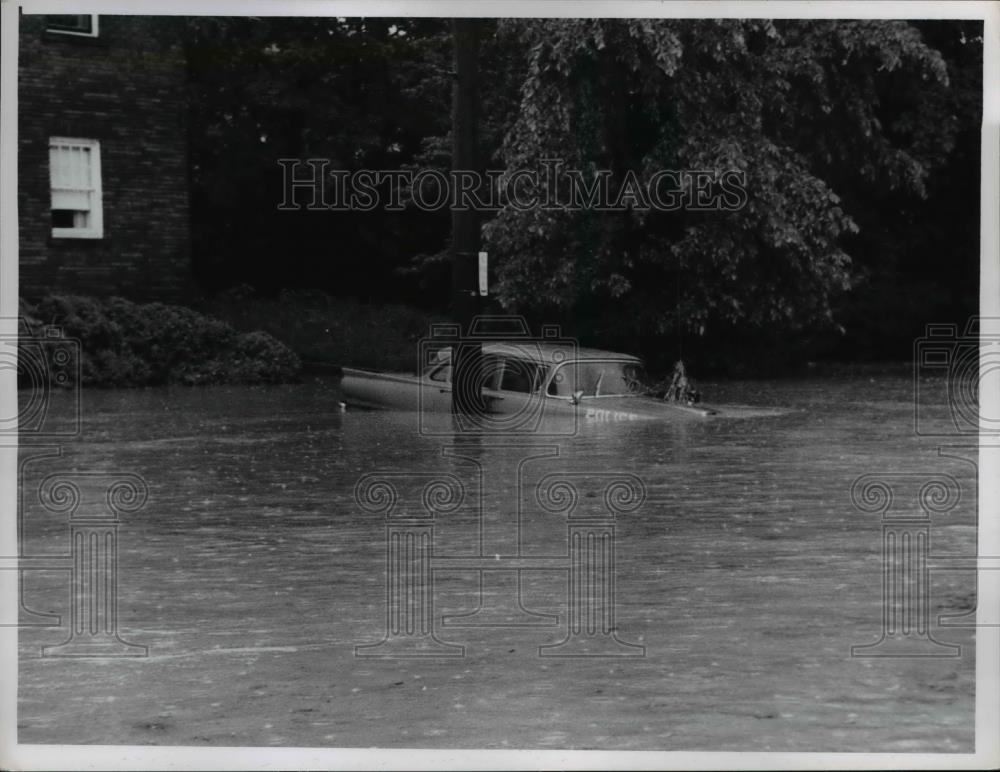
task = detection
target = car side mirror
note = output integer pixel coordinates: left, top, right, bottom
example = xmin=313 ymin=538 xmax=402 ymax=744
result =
xmin=570 ymin=390 xmax=584 ymax=405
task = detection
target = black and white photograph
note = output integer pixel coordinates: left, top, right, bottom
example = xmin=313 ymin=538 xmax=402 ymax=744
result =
xmin=1 ymin=1 xmax=998 ymax=769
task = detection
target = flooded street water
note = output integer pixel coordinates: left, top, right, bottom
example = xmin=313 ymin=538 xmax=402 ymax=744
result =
xmin=17 ymin=372 xmax=977 ymax=750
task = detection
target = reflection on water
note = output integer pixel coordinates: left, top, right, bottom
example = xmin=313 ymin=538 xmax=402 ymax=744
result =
xmin=17 ymin=373 xmax=977 ymax=750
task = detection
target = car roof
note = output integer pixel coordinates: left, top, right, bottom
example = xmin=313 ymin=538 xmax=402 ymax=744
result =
xmin=432 ymin=342 xmax=642 ymax=364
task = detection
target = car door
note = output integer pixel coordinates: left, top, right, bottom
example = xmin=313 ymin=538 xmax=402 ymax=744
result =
xmin=419 ymin=360 xmax=454 ymax=412
xmin=423 ymin=354 xmax=508 ymax=414
xmin=483 ymin=354 xmax=545 ymax=416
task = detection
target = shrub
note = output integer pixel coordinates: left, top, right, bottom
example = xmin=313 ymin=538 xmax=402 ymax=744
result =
xmin=19 ymin=294 xmax=301 ymax=387
xmin=203 ymin=288 xmax=444 ymax=373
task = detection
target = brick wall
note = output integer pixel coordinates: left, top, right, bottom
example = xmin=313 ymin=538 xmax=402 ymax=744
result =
xmin=18 ymin=14 xmax=193 ymax=302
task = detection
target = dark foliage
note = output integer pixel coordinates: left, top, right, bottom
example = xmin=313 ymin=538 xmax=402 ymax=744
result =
xmin=20 ymin=295 xmax=301 ymax=386
xmin=183 ymin=17 xmax=982 ymax=373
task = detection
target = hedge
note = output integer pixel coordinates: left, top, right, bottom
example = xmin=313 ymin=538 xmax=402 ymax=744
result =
xmin=18 ymin=294 xmax=301 ymax=387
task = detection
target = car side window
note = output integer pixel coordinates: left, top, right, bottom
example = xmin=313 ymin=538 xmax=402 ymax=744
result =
xmin=499 ymin=357 xmax=544 ymax=393
xmin=478 ymin=354 xmax=504 ymax=390
xmin=429 ymin=364 xmax=451 ymax=383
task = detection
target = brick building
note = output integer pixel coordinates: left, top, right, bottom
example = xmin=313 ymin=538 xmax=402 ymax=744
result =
xmin=18 ymin=14 xmax=192 ymax=301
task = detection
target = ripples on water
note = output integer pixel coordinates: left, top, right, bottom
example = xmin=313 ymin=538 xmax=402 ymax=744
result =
xmin=17 ymin=374 xmax=976 ymax=751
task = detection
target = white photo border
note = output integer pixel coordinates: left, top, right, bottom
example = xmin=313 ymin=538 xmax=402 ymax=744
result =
xmin=1 ymin=1 xmax=997 ymax=769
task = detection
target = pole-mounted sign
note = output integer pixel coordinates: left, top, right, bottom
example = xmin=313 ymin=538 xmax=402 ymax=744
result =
xmin=450 ymin=18 xmax=485 ymax=415
xmin=478 ymin=251 xmax=488 ymax=296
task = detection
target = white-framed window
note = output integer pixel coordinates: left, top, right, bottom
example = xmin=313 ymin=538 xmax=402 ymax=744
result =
xmin=46 ymin=14 xmax=99 ymax=38
xmin=49 ymin=137 xmax=103 ymax=239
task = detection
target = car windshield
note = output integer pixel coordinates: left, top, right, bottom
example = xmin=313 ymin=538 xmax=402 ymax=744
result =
xmin=548 ymin=360 xmax=648 ymax=397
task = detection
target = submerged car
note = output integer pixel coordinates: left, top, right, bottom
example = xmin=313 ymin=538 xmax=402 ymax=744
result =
xmin=339 ymin=342 xmax=718 ymax=424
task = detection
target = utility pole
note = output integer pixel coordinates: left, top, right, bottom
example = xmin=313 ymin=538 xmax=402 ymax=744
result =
xmin=450 ymin=18 xmax=484 ymax=415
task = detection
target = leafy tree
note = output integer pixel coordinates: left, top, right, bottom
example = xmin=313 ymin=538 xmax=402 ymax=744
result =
xmin=822 ymin=20 xmax=983 ymax=361
xmin=180 ymin=17 xmax=980 ymax=371
xmin=485 ymin=19 xmax=960 ymax=364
